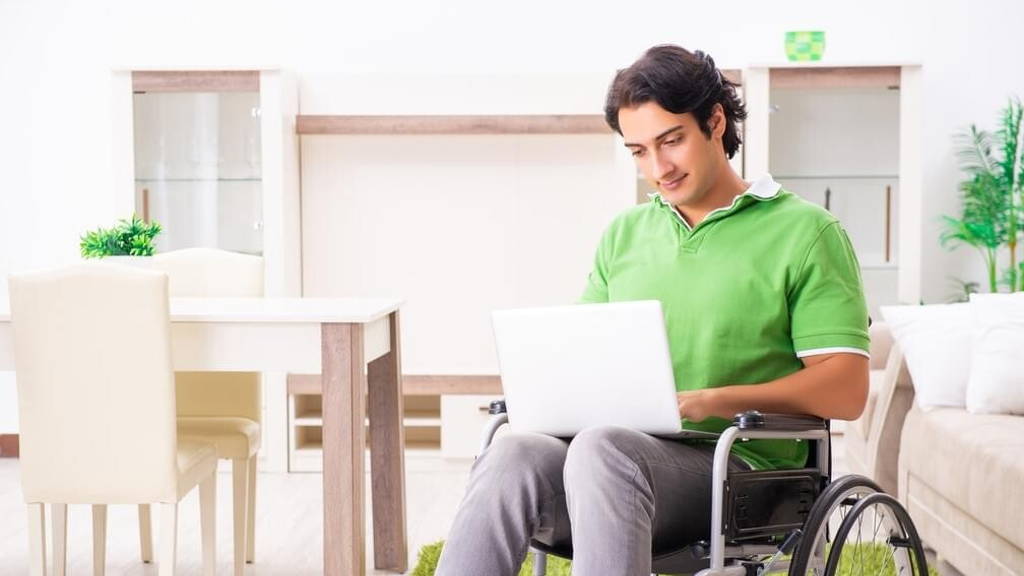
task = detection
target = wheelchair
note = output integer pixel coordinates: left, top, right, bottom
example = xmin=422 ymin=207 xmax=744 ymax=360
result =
xmin=479 ymin=402 xmax=928 ymax=576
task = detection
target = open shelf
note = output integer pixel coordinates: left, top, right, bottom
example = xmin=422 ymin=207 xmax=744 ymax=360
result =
xmin=288 ymin=388 xmax=446 ymax=471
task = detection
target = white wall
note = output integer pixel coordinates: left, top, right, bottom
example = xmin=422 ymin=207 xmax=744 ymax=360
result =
xmin=2 ymin=0 xmax=1023 ymax=431
xmin=301 ymin=134 xmax=630 ymax=374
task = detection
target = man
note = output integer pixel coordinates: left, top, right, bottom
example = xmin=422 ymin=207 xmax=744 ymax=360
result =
xmin=436 ymin=44 xmax=869 ymax=576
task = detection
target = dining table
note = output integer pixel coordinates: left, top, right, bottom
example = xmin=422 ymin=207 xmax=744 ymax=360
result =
xmin=0 ymin=296 xmax=409 ymax=576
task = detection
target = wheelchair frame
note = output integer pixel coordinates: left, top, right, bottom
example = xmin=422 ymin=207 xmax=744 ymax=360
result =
xmin=478 ymin=402 xmax=925 ymax=576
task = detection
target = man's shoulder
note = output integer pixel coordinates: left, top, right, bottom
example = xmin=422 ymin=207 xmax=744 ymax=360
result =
xmin=757 ymin=189 xmax=839 ymax=233
xmin=602 ymin=200 xmax=664 ymax=235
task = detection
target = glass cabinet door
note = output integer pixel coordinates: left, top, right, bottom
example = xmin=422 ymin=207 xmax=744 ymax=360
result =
xmin=133 ymin=90 xmax=263 ymax=255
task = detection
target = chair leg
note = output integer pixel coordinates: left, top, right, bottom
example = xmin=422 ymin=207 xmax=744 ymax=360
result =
xmin=27 ymin=504 xmax=46 ymax=576
xmin=246 ymin=455 xmax=257 ymax=563
xmin=200 ymin=473 xmax=217 ymax=576
xmin=93 ymin=504 xmax=108 ymax=576
xmin=52 ymin=503 xmax=68 ymax=576
xmin=158 ymin=503 xmax=178 ymax=576
xmin=232 ymin=458 xmax=249 ymax=576
xmin=139 ymin=503 xmax=155 ymax=563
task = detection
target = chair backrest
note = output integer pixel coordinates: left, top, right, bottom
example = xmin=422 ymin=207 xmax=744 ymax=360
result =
xmin=10 ymin=264 xmax=179 ymax=504
xmin=149 ymin=248 xmax=263 ymax=421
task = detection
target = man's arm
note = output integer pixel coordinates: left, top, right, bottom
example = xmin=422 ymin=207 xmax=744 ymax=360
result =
xmin=677 ymin=352 xmax=869 ymax=422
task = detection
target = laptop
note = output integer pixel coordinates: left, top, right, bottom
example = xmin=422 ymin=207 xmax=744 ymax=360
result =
xmin=491 ymin=300 xmax=717 ymax=439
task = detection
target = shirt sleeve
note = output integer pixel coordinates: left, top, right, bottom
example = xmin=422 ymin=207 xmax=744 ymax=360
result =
xmin=788 ymin=221 xmax=870 ymax=357
xmin=579 ymin=231 xmax=611 ymax=304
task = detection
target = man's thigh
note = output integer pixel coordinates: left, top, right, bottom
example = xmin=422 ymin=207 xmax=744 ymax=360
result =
xmin=638 ymin=437 xmax=749 ymax=550
xmin=564 ymin=428 xmax=748 ymax=551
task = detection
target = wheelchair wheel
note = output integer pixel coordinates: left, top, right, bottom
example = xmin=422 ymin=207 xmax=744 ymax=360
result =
xmin=787 ymin=474 xmax=884 ymax=575
xmin=823 ymin=491 xmax=928 ymax=575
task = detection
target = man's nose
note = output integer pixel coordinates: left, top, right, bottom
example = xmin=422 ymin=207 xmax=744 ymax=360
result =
xmin=652 ymin=152 xmax=675 ymax=180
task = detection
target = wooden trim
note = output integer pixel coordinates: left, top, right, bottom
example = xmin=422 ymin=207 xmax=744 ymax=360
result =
xmin=287 ymin=373 xmax=503 ymax=396
xmin=0 ymin=434 xmax=17 ymax=458
xmin=885 ymin=185 xmax=893 ymax=263
xmin=721 ymin=69 xmax=742 ymax=85
xmin=296 ymin=114 xmax=611 ymax=135
xmin=132 ymin=71 xmax=260 ymax=93
xmin=769 ymin=67 xmax=901 ymax=90
xmin=402 ymin=375 xmax=503 ymax=395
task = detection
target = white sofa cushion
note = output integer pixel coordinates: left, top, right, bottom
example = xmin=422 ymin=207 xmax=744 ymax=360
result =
xmin=880 ymin=303 xmax=971 ymax=410
xmin=967 ymin=293 xmax=1024 ymax=415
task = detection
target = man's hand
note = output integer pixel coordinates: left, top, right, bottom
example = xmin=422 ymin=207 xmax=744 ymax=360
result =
xmin=677 ymin=389 xmax=718 ymax=423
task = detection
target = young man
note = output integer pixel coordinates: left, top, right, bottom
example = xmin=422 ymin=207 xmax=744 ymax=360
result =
xmin=436 ymin=45 xmax=869 ymax=576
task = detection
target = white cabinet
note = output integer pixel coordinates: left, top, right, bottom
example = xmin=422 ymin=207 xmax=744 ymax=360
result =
xmin=742 ymin=63 xmax=923 ymax=307
xmin=113 ymin=69 xmax=301 ymax=472
xmin=441 ymin=394 xmax=506 ymax=459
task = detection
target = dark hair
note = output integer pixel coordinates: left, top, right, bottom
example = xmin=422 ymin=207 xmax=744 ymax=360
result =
xmin=604 ymin=45 xmax=747 ymax=159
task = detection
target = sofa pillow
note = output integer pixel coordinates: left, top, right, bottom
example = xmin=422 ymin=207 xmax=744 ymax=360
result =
xmin=967 ymin=293 xmax=1024 ymax=414
xmin=880 ymin=303 xmax=971 ymax=410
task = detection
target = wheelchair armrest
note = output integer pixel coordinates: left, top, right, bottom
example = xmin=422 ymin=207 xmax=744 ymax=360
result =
xmin=732 ymin=410 xmax=828 ymax=432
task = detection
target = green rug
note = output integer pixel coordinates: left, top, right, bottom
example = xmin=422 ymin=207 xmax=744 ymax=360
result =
xmin=412 ymin=540 xmax=938 ymax=576
xmin=411 ymin=541 xmax=569 ymax=576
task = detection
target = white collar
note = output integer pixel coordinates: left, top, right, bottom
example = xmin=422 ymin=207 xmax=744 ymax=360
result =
xmin=647 ymin=173 xmax=782 ymax=206
xmin=647 ymin=174 xmax=783 ymax=230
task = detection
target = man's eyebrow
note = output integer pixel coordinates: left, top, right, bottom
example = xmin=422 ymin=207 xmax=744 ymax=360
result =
xmin=624 ymin=125 xmax=685 ymax=148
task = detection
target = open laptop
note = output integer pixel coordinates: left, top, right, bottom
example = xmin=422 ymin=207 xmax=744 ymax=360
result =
xmin=491 ymin=300 xmax=717 ymax=439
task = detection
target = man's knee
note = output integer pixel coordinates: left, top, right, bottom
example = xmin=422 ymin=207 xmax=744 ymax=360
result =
xmin=476 ymin=432 xmax=567 ymax=482
xmin=563 ymin=426 xmax=645 ymax=486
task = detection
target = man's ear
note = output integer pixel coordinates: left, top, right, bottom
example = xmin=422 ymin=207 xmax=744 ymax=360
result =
xmin=709 ymin=103 xmax=727 ymax=139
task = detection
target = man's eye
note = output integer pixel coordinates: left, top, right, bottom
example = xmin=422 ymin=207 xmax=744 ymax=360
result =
xmin=631 ymin=149 xmax=644 ymax=158
xmin=664 ymin=138 xmax=681 ymax=146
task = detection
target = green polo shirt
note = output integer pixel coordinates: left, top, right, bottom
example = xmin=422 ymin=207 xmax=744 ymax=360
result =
xmin=580 ymin=175 xmax=869 ymax=470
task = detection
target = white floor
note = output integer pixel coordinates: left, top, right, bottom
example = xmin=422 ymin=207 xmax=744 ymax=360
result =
xmin=0 ymin=438 xmax=851 ymax=575
xmin=0 ymin=453 xmax=474 ymax=575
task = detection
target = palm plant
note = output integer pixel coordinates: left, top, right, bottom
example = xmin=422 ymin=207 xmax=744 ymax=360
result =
xmin=941 ymin=97 xmax=1024 ymax=292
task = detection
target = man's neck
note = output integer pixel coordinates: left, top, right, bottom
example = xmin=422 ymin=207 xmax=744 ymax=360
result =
xmin=675 ymin=169 xmax=749 ymax=227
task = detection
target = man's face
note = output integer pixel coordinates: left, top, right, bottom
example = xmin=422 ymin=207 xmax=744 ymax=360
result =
xmin=619 ymin=101 xmax=725 ymax=209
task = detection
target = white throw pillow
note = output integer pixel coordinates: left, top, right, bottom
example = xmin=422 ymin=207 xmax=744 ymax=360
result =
xmin=880 ymin=304 xmax=972 ymax=410
xmin=967 ymin=293 xmax=1024 ymax=414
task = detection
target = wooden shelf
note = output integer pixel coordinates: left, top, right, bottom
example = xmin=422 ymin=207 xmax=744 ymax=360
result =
xmin=295 ymin=114 xmax=612 ymax=135
xmin=769 ymin=66 xmax=901 ymax=89
xmin=287 ymin=373 xmax=502 ymax=396
xmin=132 ymin=70 xmax=260 ymax=93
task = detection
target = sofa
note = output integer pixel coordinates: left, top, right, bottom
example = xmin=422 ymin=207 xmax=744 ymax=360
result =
xmin=845 ymin=322 xmax=1024 ymax=576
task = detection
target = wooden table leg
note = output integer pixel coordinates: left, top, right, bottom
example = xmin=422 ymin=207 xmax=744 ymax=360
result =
xmin=367 ymin=311 xmax=409 ymax=572
xmin=322 ymin=323 xmax=366 ymax=576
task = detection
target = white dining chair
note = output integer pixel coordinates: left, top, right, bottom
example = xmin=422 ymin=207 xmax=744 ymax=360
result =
xmin=9 ymin=263 xmax=217 ymax=576
xmin=144 ymin=247 xmax=263 ymax=575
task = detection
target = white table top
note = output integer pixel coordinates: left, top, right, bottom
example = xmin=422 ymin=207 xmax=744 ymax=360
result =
xmin=0 ymin=297 xmax=403 ymax=324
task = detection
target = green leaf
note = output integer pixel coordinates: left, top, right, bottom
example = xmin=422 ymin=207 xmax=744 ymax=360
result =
xmin=78 ymin=213 xmax=162 ymax=258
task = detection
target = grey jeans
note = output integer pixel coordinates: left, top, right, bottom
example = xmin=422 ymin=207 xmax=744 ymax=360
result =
xmin=435 ymin=425 xmax=750 ymax=576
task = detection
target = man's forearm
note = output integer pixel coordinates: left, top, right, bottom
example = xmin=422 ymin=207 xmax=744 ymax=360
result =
xmin=705 ymin=354 xmax=869 ymax=421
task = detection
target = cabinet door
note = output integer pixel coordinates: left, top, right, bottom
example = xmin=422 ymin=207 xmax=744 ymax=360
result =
xmin=441 ymin=394 xmax=506 ymax=459
xmin=133 ymin=91 xmax=263 ymax=255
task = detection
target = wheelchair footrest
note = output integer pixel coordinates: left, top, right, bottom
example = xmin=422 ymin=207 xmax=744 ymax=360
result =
xmin=724 ymin=468 xmax=820 ymax=541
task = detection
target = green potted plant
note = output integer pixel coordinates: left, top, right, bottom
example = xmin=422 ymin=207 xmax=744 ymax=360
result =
xmin=940 ymin=97 xmax=1024 ymax=292
xmin=80 ymin=214 xmax=162 ymax=259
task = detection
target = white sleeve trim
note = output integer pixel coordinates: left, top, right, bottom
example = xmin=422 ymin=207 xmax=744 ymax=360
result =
xmin=796 ymin=347 xmax=870 ymax=359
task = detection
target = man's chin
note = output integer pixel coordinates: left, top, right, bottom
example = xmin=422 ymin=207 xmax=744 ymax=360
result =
xmin=660 ymin=189 xmax=691 ymax=208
